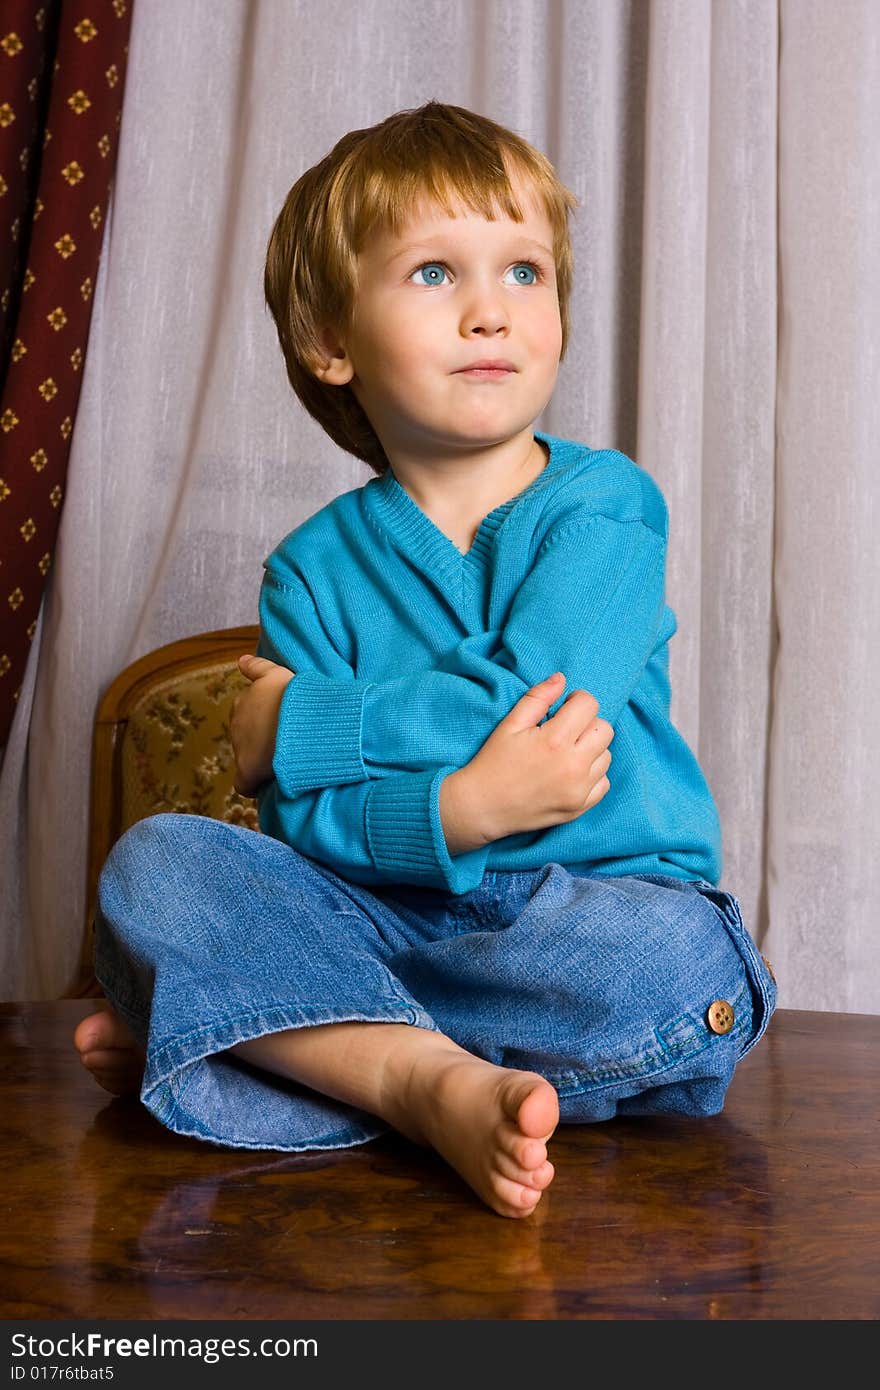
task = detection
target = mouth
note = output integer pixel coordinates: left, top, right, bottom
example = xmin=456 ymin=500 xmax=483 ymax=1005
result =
xmin=454 ymin=360 xmax=517 ymax=378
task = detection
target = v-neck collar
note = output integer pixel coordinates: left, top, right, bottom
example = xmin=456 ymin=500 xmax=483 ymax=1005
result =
xmin=363 ymin=431 xmax=564 ymax=587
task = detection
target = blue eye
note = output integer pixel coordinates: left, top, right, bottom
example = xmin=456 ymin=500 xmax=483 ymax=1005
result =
xmin=411 ymin=262 xmax=447 ymax=286
xmin=507 ymin=262 xmax=538 ymax=285
xmin=407 ymin=259 xmax=542 ymax=286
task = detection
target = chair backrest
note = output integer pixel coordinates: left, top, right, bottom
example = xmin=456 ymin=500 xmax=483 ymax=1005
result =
xmin=74 ymin=625 xmax=260 ymax=996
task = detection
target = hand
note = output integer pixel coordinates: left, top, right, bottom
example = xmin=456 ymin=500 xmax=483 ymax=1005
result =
xmin=230 ymin=654 xmax=295 ymax=796
xmin=454 ymin=673 xmax=614 ymax=845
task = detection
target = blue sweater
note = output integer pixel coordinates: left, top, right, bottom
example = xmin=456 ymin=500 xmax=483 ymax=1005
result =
xmin=256 ymin=430 xmax=722 ymax=894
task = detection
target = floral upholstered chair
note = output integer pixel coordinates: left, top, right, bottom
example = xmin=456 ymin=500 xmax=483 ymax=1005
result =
xmin=75 ymin=625 xmax=261 ymax=995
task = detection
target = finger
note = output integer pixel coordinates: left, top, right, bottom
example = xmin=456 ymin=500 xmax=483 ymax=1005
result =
xmin=573 ymin=711 xmax=614 ymax=748
xmin=547 ymin=689 xmax=600 ymax=735
xmin=589 ymin=747 xmax=612 ymax=779
xmin=499 ymin=674 xmax=566 ymax=732
xmin=237 ymin=654 xmax=279 ymax=679
xmin=584 ymin=774 xmax=611 ymax=809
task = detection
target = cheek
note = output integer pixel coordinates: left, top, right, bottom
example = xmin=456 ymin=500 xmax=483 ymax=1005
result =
xmin=534 ymin=310 xmax=563 ymax=364
xmin=349 ymin=320 xmax=414 ymax=394
xmin=368 ymin=306 xmax=430 ymax=364
xmin=358 ymin=339 xmax=433 ymax=413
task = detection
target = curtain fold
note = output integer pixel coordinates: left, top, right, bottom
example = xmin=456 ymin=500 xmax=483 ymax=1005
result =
xmin=639 ymin=0 xmax=779 ymax=979
xmin=767 ymin=0 xmax=880 ymax=1011
xmin=0 ymin=0 xmax=876 ymax=1013
xmin=0 ymin=0 xmax=132 ymax=751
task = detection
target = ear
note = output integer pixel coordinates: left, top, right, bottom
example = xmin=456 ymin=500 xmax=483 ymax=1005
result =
xmin=310 ymin=326 xmax=355 ymax=386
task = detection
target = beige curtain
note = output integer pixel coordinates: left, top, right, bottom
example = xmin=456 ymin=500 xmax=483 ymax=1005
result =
xmin=1 ymin=0 xmax=877 ymax=1012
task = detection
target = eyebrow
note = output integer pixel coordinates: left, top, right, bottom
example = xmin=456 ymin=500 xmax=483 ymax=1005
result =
xmin=384 ymin=236 xmax=554 ymax=267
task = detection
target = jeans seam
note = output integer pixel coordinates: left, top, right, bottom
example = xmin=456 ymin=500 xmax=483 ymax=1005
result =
xmin=694 ymin=883 xmax=777 ymax=1056
xmin=545 ymin=982 xmax=750 ymax=1095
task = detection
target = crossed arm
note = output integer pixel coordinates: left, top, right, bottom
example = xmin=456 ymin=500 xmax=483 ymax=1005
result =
xmin=228 ymin=515 xmax=665 ymax=892
xmin=231 ymin=513 xmax=667 ymax=803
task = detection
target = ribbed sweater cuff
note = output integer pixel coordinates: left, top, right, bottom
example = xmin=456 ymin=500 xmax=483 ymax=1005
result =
xmin=272 ymin=670 xmax=369 ymax=795
xmin=365 ymin=768 xmax=490 ymax=894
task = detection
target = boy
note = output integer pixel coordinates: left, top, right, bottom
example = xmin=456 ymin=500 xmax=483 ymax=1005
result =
xmin=75 ymin=102 xmax=776 ymax=1220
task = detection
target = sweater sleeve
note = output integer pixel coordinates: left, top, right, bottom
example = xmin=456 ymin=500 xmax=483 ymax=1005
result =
xmin=256 ymin=767 xmax=491 ymax=894
xmin=255 ymin=575 xmax=491 ymax=891
xmin=269 ymin=514 xmax=668 ymax=792
xmin=256 ymin=573 xmax=373 ymax=792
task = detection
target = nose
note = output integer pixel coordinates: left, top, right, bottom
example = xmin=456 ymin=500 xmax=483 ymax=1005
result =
xmin=459 ymin=279 xmax=510 ymax=337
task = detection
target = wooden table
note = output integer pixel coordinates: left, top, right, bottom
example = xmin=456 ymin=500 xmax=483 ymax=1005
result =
xmin=1 ymin=1002 xmax=877 ymax=1321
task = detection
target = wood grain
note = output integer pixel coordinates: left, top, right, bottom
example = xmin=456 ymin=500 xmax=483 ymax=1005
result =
xmin=1 ymin=1003 xmax=877 ymax=1320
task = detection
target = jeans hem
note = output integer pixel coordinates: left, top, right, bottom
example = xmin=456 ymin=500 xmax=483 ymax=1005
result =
xmin=143 ymin=998 xmax=439 ymax=1089
xmin=139 ymin=1001 xmax=440 ymax=1153
xmin=153 ymin=1087 xmax=390 ymax=1153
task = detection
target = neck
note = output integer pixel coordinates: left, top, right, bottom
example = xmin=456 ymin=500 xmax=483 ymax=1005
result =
xmin=387 ymin=432 xmax=548 ymax=519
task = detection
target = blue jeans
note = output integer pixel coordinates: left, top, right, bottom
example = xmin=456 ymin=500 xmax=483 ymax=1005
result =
xmin=94 ymin=813 xmax=776 ymax=1152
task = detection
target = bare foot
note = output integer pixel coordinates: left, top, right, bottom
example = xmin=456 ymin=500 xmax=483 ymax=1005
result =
xmin=398 ymin=1050 xmax=560 ymax=1219
xmin=73 ymin=1002 xmax=145 ymax=1096
xmin=74 ymin=1004 xmax=560 ymax=1218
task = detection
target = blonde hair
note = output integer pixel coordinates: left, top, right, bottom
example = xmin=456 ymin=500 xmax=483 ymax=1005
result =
xmin=264 ymin=101 xmax=579 ymax=476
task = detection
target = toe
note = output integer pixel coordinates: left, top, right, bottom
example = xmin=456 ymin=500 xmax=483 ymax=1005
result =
xmin=74 ymin=1006 xmax=141 ymax=1057
xmin=80 ymin=1046 xmax=138 ymax=1070
xmin=491 ymin=1173 xmax=544 ymax=1218
xmin=517 ymin=1080 xmax=560 ymax=1140
xmin=498 ymin=1128 xmax=548 ymax=1173
xmin=529 ymin=1159 xmax=555 ymax=1190
xmin=73 ymin=1014 xmax=104 ymax=1053
xmin=499 ymin=1073 xmax=559 ymax=1141
xmin=495 ymin=1148 xmax=554 ymax=1191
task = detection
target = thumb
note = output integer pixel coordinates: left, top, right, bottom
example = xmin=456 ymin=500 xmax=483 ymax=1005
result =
xmin=238 ymin=653 xmax=279 ymax=681
xmin=500 ymin=673 xmax=565 ymax=730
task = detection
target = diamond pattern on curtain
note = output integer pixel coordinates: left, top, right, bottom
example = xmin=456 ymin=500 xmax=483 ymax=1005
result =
xmin=0 ymin=0 xmax=133 ymax=749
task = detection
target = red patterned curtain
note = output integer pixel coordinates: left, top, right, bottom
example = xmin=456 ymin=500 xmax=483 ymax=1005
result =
xmin=0 ymin=0 xmax=132 ymax=753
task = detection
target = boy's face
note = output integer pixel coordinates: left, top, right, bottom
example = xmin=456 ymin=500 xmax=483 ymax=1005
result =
xmin=314 ymin=179 xmax=563 ymax=465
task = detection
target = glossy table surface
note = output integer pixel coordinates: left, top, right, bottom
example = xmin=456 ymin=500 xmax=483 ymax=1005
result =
xmin=1 ymin=1002 xmax=878 ymax=1320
